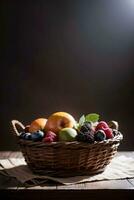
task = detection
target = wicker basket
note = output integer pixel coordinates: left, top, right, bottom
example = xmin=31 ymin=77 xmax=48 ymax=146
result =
xmin=11 ymin=120 xmax=123 ymax=177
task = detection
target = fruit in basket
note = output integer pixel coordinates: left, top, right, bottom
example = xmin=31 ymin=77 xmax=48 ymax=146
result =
xmin=25 ymin=125 xmax=30 ymax=133
xmin=94 ymin=120 xmax=114 ymax=139
xmin=45 ymin=112 xmax=76 ymax=133
xmin=31 ymin=130 xmax=44 ymax=141
xmin=20 ymin=132 xmax=32 ymax=140
xmin=59 ymin=128 xmax=77 ymax=142
xmin=76 ymin=131 xmax=94 ymax=143
xmin=29 ymin=118 xmax=47 ymax=133
xmin=103 ymin=128 xmax=113 ymax=139
xmin=80 ymin=122 xmax=94 ymax=132
xmin=94 ymin=121 xmax=113 ymax=140
xmin=76 ymin=121 xmax=95 ymax=143
xmin=94 ymin=130 xmax=106 ymax=141
xmin=43 ymin=131 xmax=58 ymax=143
xmin=108 ymin=120 xmax=119 ymax=130
xmin=95 ymin=121 xmax=109 ymax=131
xmin=20 ymin=132 xmax=26 ymax=139
xmin=43 ymin=136 xmax=54 ymax=142
xmin=24 ymin=132 xmax=32 ymax=140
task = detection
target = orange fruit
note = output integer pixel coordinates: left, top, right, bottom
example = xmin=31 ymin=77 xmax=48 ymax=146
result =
xmin=29 ymin=118 xmax=47 ymax=133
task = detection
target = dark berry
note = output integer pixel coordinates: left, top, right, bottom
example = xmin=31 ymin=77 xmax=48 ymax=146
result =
xmin=31 ymin=130 xmax=44 ymax=141
xmin=76 ymin=131 xmax=94 ymax=143
xmin=19 ymin=132 xmax=32 ymax=140
xmin=24 ymin=133 xmax=32 ymax=140
xmin=80 ymin=122 xmax=92 ymax=133
xmin=94 ymin=130 xmax=106 ymax=141
xmin=19 ymin=132 xmax=26 ymax=139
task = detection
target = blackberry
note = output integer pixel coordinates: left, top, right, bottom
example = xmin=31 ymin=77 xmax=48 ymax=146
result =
xmin=76 ymin=130 xmax=94 ymax=143
xmin=80 ymin=122 xmax=92 ymax=133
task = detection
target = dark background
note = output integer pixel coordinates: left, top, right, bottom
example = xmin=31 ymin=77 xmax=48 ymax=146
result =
xmin=0 ymin=0 xmax=134 ymax=150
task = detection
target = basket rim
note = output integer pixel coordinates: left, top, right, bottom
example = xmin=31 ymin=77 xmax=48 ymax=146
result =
xmin=17 ymin=131 xmax=123 ymax=147
xmin=11 ymin=119 xmax=123 ymax=147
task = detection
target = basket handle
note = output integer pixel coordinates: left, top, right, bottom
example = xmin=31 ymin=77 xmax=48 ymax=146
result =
xmin=11 ymin=120 xmax=25 ymax=136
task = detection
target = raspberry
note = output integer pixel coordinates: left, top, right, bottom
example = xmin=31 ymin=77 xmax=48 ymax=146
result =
xmin=43 ymin=137 xmax=54 ymax=143
xmin=104 ymin=128 xmax=113 ymax=139
xmin=45 ymin=131 xmax=57 ymax=138
xmin=95 ymin=121 xmax=109 ymax=131
xmin=45 ymin=131 xmax=58 ymax=142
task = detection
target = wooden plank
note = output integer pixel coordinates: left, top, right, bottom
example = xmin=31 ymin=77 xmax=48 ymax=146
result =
xmin=0 ymin=151 xmax=23 ymax=159
xmin=17 ymin=184 xmax=57 ymax=190
xmin=56 ymin=179 xmax=133 ymax=190
xmin=26 ymin=183 xmax=57 ymax=190
xmin=0 ymin=151 xmax=134 ymax=191
xmin=0 ymin=174 xmax=57 ymax=190
xmin=127 ymin=178 xmax=134 ymax=187
xmin=84 ymin=179 xmax=134 ymax=189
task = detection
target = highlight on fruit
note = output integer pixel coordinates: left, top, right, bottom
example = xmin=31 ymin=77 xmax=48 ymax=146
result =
xmin=19 ymin=112 xmax=120 ymax=143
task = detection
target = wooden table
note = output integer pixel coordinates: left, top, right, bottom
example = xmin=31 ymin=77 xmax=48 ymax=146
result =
xmin=0 ymin=151 xmax=134 ymax=200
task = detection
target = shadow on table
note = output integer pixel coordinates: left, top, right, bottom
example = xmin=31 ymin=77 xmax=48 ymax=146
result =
xmin=0 ymin=166 xmax=60 ymax=188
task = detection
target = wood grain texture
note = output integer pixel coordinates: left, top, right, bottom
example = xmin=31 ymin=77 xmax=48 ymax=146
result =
xmin=56 ymin=180 xmax=134 ymax=190
xmin=0 ymin=151 xmax=134 ymax=200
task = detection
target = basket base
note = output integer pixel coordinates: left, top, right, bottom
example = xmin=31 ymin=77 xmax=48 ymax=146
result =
xmin=30 ymin=167 xmax=106 ymax=178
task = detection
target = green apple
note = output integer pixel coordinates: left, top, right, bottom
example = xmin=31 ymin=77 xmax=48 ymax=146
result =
xmin=59 ymin=128 xmax=77 ymax=142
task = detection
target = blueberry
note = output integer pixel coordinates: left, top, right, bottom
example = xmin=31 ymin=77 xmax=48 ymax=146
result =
xmin=19 ymin=132 xmax=32 ymax=140
xmin=31 ymin=130 xmax=44 ymax=141
xmin=94 ymin=130 xmax=106 ymax=141
xmin=19 ymin=132 xmax=26 ymax=139
xmin=24 ymin=132 xmax=32 ymax=140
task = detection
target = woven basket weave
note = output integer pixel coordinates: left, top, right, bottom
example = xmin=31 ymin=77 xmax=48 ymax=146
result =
xmin=11 ymin=120 xmax=123 ymax=177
